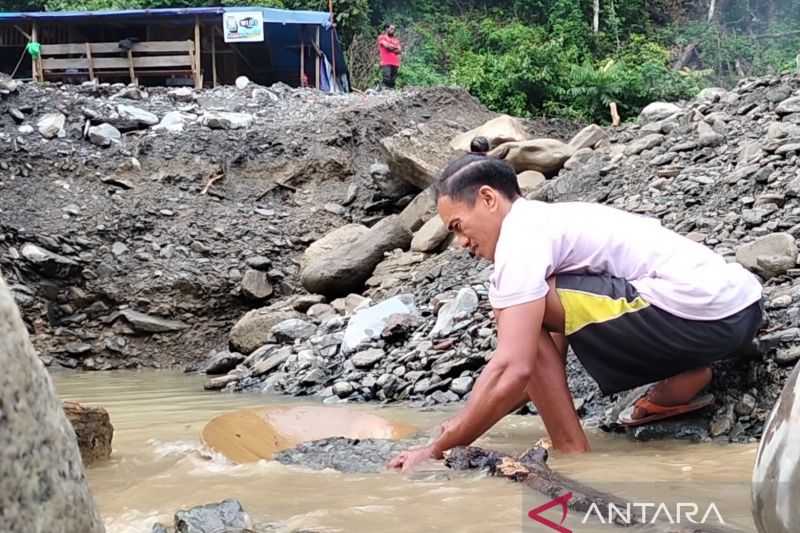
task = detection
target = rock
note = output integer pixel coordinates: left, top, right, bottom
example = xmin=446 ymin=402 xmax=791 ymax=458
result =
xmin=451 ymin=376 xmax=474 ymax=396
xmin=735 ymin=393 xmax=757 ymax=416
xmin=697 ymin=87 xmax=728 ymax=101
xmin=118 ymin=309 xmax=189 ymax=333
xmin=450 ymin=115 xmax=528 ymax=152
xmin=776 ymin=96 xmax=800 ymax=116
xmin=517 ymin=170 xmax=546 ymax=195
xmin=341 ymin=294 xmax=417 ymax=353
xmin=63 ymin=401 xmax=113 ymax=465
xmin=398 ymin=187 xmax=437 ymax=233
xmin=624 ymin=134 xmax=665 ymax=156
xmin=380 ymin=123 xmax=460 ymax=188
xmin=300 ymin=215 xmax=412 ymax=297
xmin=0 ymin=73 xmax=20 ymax=94
xmin=0 ymin=275 xmax=104 ymax=533
xmin=629 ymin=416 xmax=710 ymax=442
xmin=351 ymin=348 xmax=385 ymax=369
xmin=710 ymin=404 xmax=735 ymax=437
xmin=235 ymin=76 xmax=251 ymax=89
xmin=111 ymin=241 xmax=128 ymax=256
xmin=240 ymin=269 xmax=273 ymax=301
xmin=204 ymin=374 xmax=242 ymax=391
xmin=568 ymin=124 xmax=608 ymax=150
xmin=169 ymin=87 xmax=195 ymax=102
xmin=204 ymin=351 xmax=245 ymax=375
xmin=307 ymin=303 xmax=336 ymax=320
xmin=639 ymin=102 xmax=681 ymax=123
xmin=250 ymin=345 xmax=291 ymax=376
xmin=736 ymin=233 xmax=798 ymax=278
xmin=174 ymin=499 xmax=252 ymax=533
xmin=202 ymin=111 xmax=254 ymax=130
xmin=271 ymin=318 xmax=316 ymax=342
xmin=301 ymin=224 xmax=368 ymax=271
xmin=431 ymin=287 xmax=479 ymax=337
xmin=117 ymin=104 xmax=159 ymax=127
xmin=410 ymin=215 xmax=449 ymax=252
xmin=8 ymin=107 xmax=25 ymax=123
xmin=370 ymin=162 xmax=415 ymax=200
xmin=245 ymin=255 xmax=272 ymax=271
xmin=333 ymin=381 xmax=354 ymax=397
xmin=88 ymin=123 xmax=121 ymax=147
xmin=153 ymin=111 xmax=187 ymax=133
xmin=18 ymin=124 xmax=34 ymax=134
xmin=274 ymin=437 xmax=423 ymax=473
xmin=489 ymin=138 xmax=576 ymax=175
xmin=37 ymin=112 xmax=66 ymax=139
xmin=21 ymin=243 xmax=80 ymax=279
xmin=752 ymin=361 xmax=800 ymax=533
xmin=775 ymin=346 xmax=800 ymax=366
xmin=230 ymin=309 xmax=300 ymax=354
xmin=697 ymin=121 xmax=724 ymax=147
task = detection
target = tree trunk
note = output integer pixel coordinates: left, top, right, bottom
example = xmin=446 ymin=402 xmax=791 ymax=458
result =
xmin=593 ymin=0 xmax=600 ymax=33
xmin=708 ymin=0 xmax=716 ymax=23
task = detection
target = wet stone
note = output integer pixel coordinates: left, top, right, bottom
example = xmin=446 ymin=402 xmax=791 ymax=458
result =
xmin=274 ymin=437 xmax=425 ymax=473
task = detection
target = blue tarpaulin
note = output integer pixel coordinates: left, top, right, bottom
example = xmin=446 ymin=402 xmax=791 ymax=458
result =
xmin=0 ymin=6 xmax=331 ymax=27
xmin=0 ymin=6 xmax=347 ymax=88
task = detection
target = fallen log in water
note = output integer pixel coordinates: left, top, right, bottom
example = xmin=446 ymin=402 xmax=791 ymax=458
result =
xmin=444 ymin=446 xmax=746 ymax=533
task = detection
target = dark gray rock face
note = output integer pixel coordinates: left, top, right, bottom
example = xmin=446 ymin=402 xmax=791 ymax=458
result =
xmin=0 ymin=274 xmax=104 ymax=533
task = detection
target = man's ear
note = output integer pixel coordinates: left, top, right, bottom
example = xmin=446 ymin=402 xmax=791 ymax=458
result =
xmin=478 ymin=185 xmax=497 ymax=210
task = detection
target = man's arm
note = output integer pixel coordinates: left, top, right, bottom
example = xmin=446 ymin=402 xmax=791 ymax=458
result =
xmin=428 ymin=298 xmax=544 ymax=457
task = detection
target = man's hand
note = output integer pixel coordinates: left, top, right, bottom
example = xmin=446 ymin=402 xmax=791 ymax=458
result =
xmin=387 ymin=444 xmax=441 ymax=473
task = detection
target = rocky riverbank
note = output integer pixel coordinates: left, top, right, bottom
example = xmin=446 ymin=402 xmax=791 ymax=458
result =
xmin=198 ymin=74 xmax=800 ymax=445
xmin=3 ymin=69 xmax=799 ymax=444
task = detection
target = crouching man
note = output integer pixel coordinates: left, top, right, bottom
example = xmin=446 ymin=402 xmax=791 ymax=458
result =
xmin=389 ymin=154 xmax=762 ymax=471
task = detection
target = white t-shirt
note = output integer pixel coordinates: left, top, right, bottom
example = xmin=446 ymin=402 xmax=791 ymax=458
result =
xmin=489 ymin=199 xmax=762 ymax=320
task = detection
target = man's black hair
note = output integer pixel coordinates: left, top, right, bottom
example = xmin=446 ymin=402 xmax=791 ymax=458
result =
xmin=433 ymin=154 xmax=521 ymax=204
xmin=469 ymin=136 xmax=490 ymax=154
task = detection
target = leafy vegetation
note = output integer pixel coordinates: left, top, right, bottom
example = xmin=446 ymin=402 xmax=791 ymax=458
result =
xmin=6 ymin=0 xmax=800 ymax=122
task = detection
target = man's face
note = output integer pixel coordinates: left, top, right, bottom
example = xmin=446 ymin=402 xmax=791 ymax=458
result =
xmin=387 ymin=25 xmax=396 ymax=36
xmin=437 ymin=187 xmax=505 ymax=261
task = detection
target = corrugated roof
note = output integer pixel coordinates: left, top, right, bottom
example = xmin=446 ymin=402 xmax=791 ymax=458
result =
xmin=0 ymin=6 xmax=332 ymax=27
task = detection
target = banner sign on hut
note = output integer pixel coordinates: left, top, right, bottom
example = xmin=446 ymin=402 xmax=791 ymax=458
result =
xmin=223 ymin=11 xmax=264 ymax=43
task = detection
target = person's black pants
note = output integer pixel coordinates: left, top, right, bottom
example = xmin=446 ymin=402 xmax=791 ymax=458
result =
xmin=381 ymin=65 xmax=398 ymax=89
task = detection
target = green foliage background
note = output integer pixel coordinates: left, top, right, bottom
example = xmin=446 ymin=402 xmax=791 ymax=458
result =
xmin=6 ymin=0 xmax=800 ymax=123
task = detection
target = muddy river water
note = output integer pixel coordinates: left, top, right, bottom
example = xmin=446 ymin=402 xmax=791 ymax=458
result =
xmin=53 ymin=370 xmax=759 ymax=532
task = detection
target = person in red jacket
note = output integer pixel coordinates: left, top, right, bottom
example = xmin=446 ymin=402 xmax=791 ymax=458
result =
xmin=377 ymin=24 xmax=402 ymax=89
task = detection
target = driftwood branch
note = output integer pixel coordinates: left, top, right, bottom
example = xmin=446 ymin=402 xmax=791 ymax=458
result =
xmin=200 ymin=172 xmax=224 ymax=195
xmin=445 ymin=446 xmax=746 ymax=533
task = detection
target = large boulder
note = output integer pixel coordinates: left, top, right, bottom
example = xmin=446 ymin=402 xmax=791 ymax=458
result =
xmin=301 ymin=224 xmax=369 ymax=271
xmin=229 ymin=309 xmax=301 ymax=354
xmin=517 ymin=170 xmax=546 ymax=196
xmin=301 ymin=215 xmax=412 ymax=297
xmin=380 ymin=122 xmax=462 ymax=189
xmin=489 ymin=139 xmax=576 ymax=176
xmin=639 ymin=102 xmax=681 ymax=123
xmin=63 ymin=401 xmax=113 ymax=466
xmin=0 ymin=274 xmax=104 ymax=533
xmin=398 ymin=187 xmax=438 ymax=233
xmin=568 ymin=124 xmax=608 ymax=150
xmin=752 ymin=361 xmax=800 ymax=533
xmin=449 ymin=115 xmax=528 ymax=152
xmin=411 ymin=215 xmax=450 ymax=253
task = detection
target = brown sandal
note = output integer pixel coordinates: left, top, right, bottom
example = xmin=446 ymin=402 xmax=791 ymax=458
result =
xmin=618 ymin=393 xmax=714 ymax=427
